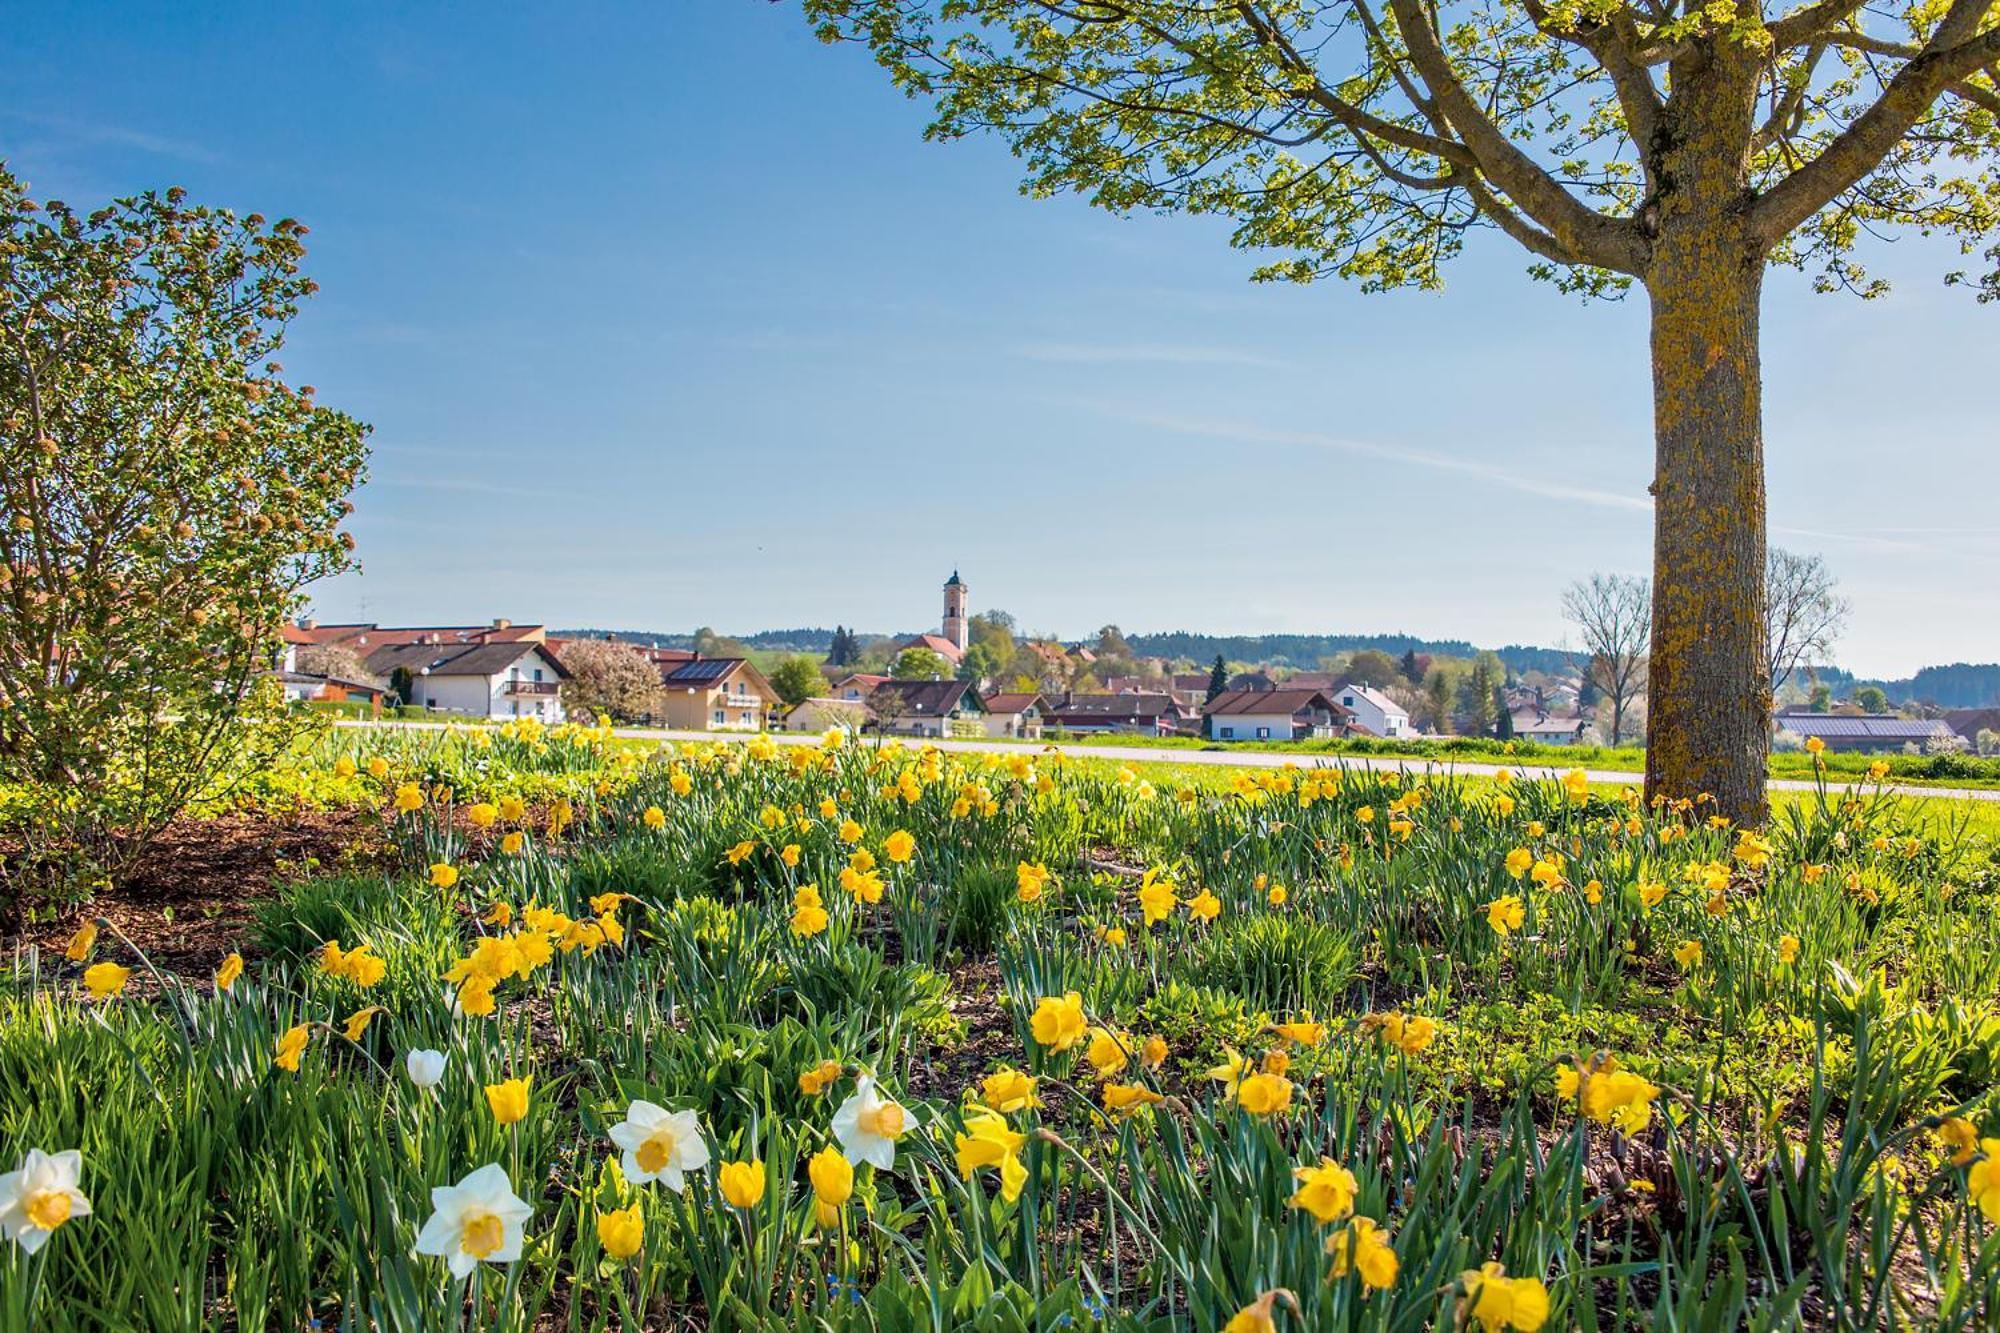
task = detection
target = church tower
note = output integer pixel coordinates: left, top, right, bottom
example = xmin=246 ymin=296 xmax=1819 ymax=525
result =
xmin=942 ymin=571 xmax=968 ymax=652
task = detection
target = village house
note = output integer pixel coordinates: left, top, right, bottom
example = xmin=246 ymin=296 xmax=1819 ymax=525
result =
xmin=1509 ymin=710 xmax=1595 ymax=746
xmin=1042 ymin=692 xmax=1189 ymax=736
xmin=1333 ymin=683 xmax=1412 ymax=738
xmin=866 ymin=678 xmax=985 ymax=738
xmin=657 ymin=658 xmax=779 ymax=732
xmin=828 ymin=672 xmax=890 ymax=703
xmin=781 ymin=697 xmax=871 ymax=734
xmin=362 ymin=639 xmax=569 ymax=721
xmin=1204 ymin=688 xmax=1351 ymax=741
xmin=980 ymin=692 xmax=1049 ymax=739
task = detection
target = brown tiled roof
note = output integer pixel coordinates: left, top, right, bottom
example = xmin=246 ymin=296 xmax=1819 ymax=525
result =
xmin=1204 ymin=689 xmax=1349 ymax=718
xmin=305 ymin=621 xmax=544 ymax=649
xmin=982 ymin=693 xmax=1047 ymax=715
xmin=871 ymin=679 xmax=979 ymax=716
xmin=1046 ymin=692 xmax=1182 ymax=721
xmin=363 ymin=641 xmax=568 ymax=680
xmin=900 ymin=634 xmax=966 ymax=663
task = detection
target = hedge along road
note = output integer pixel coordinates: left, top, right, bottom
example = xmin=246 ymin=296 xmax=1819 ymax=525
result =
xmin=334 ymin=720 xmax=2000 ymax=805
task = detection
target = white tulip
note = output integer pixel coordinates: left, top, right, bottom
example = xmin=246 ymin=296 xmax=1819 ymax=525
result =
xmin=0 ymin=1149 xmax=92 ymax=1255
xmin=412 ymin=1163 xmax=532 ymax=1278
xmin=607 ymin=1100 xmax=710 ymax=1191
xmin=830 ymin=1074 xmax=906 ymax=1171
xmin=405 ymin=1049 xmax=448 ymax=1089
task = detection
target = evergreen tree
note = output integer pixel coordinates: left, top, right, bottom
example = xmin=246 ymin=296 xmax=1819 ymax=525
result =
xmin=1424 ymin=671 xmax=1453 ymax=736
xmin=1399 ymin=649 xmax=1423 ymax=684
xmin=1461 ymin=655 xmax=1501 ymax=738
xmin=1206 ymin=655 xmax=1229 ymax=704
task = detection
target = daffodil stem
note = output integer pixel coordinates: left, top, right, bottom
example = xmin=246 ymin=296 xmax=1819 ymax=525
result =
xmin=94 ymin=916 xmax=196 ymax=1060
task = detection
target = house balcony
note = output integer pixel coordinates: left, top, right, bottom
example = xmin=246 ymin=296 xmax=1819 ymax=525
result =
xmin=503 ymin=679 xmax=560 ymax=697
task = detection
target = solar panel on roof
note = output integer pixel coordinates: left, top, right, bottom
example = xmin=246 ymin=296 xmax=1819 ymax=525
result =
xmin=671 ymin=660 xmax=735 ymax=682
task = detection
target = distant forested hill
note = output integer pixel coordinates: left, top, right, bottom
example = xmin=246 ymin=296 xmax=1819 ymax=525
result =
xmin=1120 ymin=632 xmax=1576 ymax=675
xmin=558 ymin=623 xmax=1995 ymax=704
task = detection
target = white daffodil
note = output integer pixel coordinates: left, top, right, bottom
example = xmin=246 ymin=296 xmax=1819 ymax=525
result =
xmin=607 ymin=1101 xmax=710 ymax=1192
xmin=406 ymin=1049 xmax=448 ymax=1089
xmin=412 ymin=1163 xmax=533 ymax=1278
xmin=0 ymin=1149 xmax=92 ymax=1254
xmin=830 ymin=1074 xmax=907 ymax=1171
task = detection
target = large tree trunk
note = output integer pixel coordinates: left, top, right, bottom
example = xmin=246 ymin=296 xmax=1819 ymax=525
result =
xmin=1643 ymin=228 xmax=1771 ymax=825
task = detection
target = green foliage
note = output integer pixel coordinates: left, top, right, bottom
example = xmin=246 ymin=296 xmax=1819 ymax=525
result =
xmin=0 ymin=167 xmax=368 ymax=919
xmin=769 ymin=654 xmax=826 ymax=708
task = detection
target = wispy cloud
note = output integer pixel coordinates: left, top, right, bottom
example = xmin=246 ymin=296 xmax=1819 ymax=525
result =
xmin=1101 ymin=406 xmax=1653 ymax=512
xmin=1014 ymin=342 xmax=1290 ymax=370
xmin=373 ymin=477 xmax=583 ymax=502
xmin=0 ymin=111 xmax=221 ymax=164
xmin=1100 ymin=404 xmax=1965 ymax=557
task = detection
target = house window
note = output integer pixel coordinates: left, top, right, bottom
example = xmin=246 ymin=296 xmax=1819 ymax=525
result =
xmin=1342 ymin=695 xmax=1355 ymax=708
xmin=1255 ymin=726 xmax=1270 ymax=739
xmin=713 ymin=709 xmax=725 ymax=725
xmin=532 ymin=668 xmax=543 ymax=682
xmin=1221 ymin=726 xmax=1235 ymax=739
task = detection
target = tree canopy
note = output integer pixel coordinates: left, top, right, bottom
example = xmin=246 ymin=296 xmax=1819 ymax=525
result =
xmin=809 ymin=0 xmax=2000 ymax=299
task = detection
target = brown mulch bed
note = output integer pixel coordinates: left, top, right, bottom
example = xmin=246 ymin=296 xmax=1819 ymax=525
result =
xmin=20 ymin=810 xmax=388 ymax=973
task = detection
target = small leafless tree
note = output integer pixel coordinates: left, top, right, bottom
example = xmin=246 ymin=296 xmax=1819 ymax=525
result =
xmin=1563 ymin=574 xmax=1650 ymax=746
xmin=1765 ymin=549 xmax=1849 ymax=694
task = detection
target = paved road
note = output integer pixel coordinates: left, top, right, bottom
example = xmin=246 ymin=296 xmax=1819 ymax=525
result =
xmin=335 ymin=720 xmax=1999 ymax=803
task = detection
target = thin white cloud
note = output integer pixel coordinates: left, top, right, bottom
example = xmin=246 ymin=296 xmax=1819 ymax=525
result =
xmin=1015 ymin=343 xmax=1290 ymax=369
xmin=374 ymin=477 xmax=580 ymax=502
xmin=1101 ymin=406 xmax=1652 ymax=512
xmin=1 ymin=111 xmax=221 ymax=164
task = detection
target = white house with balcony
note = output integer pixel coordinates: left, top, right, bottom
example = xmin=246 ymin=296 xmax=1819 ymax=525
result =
xmin=362 ymin=641 xmax=569 ymax=720
xmin=1334 ymin=683 xmax=1412 ymax=738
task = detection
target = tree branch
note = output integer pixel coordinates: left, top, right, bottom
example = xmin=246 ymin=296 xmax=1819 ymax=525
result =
xmin=1751 ymin=23 xmax=2000 ymax=244
xmin=1384 ymin=0 xmax=1649 ymax=272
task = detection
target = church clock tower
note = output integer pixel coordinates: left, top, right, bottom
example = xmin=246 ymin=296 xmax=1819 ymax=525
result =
xmin=942 ymin=571 xmax=968 ymax=652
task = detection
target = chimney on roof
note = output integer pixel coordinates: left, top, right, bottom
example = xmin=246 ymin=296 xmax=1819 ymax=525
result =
xmin=492 ymin=618 xmax=511 ymax=629
xmin=300 ymin=617 xmax=317 ymax=631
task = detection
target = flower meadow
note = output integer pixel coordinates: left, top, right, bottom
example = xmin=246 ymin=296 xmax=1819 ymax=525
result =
xmin=7 ymin=720 xmax=2000 ymax=1330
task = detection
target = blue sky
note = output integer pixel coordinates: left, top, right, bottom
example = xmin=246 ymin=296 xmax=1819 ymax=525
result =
xmin=4 ymin=3 xmax=1994 ymax=677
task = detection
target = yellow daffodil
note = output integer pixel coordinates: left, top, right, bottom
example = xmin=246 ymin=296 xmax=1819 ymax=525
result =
xmin=1486 ymin=895 xmax=1525 ymax=937
xmin=1328 ymin=1216 xmax=1399 ymax=1290
xmin=485 ymin=1076 xmax=532 ymax=1126
xmin=982 ymin=1068 xmax=1039 ymax=1113
xmin=63 ymin=921 xmax=97 ymax=963
xmin=215 ymin=952 xmax=244 ymax=992
xmin=953 ymin=1111 xmax=1028 ymax=1202
xmin=274 ymin=1023 xmax=311 ymax=1073
xmin=596 ymin=1202 xmax=643 ymax=1260
xmin=1967 ymin=1139 xmax=2000 ymax=1221
xmin=808 ymin=1146 xmax=853 ymax=1228
xmin=1461 ymin=1262 xmax=1549 ymax=1331
xmin=718 ymin=1159 xmax=766 ymax=1210
xmin=1236 ymin=1071 xmax=1294 ymax=1116
xmin=82 ymin=962 xmax=130 ymax=999
xmin=1101 ymin=1082 xmax=1164 ymax=1116
xmin=1289 ymin=1157 xmax=1358 ymax=1224
xmin=1030 ymin=992 xmax=1087 ymax=1051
